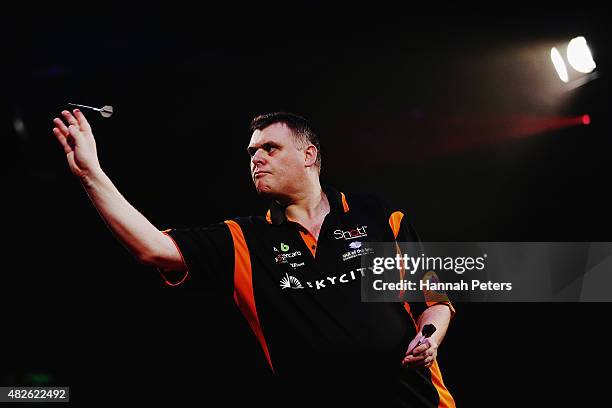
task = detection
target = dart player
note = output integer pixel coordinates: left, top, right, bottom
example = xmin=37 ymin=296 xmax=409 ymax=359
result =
xmin=51 ymin=109 xmax=456 ymax=407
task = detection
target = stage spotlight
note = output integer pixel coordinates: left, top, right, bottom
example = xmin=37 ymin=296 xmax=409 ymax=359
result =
xmin=567 ymin=36 xmax=596 ymax=73
xmin=551 ymin=47 xmax=569 ymax=82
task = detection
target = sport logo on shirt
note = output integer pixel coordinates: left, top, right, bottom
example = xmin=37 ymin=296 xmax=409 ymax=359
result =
xmin=279 ymin=273 xmax=304 ymax=289
xmin=333 ymin=225 xmax=368 ymax=240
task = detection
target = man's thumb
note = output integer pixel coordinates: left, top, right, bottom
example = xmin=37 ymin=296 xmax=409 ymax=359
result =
xmin=406 ymin=337 xmax=420 ymax=355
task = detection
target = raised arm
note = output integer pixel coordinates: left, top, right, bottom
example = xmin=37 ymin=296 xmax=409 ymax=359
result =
xmin=52 ymin=109 xmax=184 ymax=273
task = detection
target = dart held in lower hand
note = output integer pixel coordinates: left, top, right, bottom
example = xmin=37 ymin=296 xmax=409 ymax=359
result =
xmin=415 ymin=324 xmax=437 ymax=348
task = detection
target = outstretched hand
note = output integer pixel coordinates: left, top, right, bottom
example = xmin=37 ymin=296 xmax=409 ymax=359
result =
xmin=52 ymin=109 xmax=100 ymax=178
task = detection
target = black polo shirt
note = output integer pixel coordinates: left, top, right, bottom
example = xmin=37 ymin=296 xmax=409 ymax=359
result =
xmin=160 ymin=185 xmax=455 ymax=407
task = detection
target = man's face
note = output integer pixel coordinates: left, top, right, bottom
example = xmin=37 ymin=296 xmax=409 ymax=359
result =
xmin=248 ymin=123 xmax=307 ymax=198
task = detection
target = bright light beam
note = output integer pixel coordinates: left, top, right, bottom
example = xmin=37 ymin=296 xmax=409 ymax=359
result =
xmin=551 ymin=47 xmax=569 ymax=82
xmin=567 ymin=36 xmax=596 ymax=73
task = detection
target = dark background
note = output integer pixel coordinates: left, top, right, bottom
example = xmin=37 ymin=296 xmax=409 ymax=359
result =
xmin=2 ymin=4 xmax=611 ymax=406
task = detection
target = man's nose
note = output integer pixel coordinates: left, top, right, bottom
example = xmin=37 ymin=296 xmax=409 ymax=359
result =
xmin=251 ymin=150 xmax=266 ymax=167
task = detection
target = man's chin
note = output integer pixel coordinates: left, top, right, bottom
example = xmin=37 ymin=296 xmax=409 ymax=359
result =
xmin=254 ymin=182 xmax=273 ymax=196
xmin=255 ymin=182 xmax=282 ymax=200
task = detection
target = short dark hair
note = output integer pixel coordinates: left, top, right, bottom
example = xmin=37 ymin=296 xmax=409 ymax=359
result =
xmin=249 ymin=112 xmax=322 ymax=172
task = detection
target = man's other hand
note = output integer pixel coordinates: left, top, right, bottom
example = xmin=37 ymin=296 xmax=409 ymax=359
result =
xmin=402 ymin=333 xmax=438 ymax=369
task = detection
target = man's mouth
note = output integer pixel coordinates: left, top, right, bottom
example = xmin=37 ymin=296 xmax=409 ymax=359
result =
xmin=253 ymin=171 xmax=271 ymax=178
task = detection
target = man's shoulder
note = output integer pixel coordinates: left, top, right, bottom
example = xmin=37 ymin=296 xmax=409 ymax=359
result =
xmin=226 ymin=215 xmax=268 ymax=226
xmin=343 ymin=190 xmax=396 ymax=214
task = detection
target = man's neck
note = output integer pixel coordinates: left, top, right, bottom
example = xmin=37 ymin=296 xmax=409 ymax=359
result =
xmin=283 ymin=180 xmax=329 ymax=224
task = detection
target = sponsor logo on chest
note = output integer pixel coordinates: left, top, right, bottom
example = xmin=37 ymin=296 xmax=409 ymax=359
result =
xmin=273 ymin=243 xmax=303 ymax=265
xmin=341 ymin=241 xmax=374 ymax=261
xmin=279 ymin=267 xmax=374 ymax=290
xmin=333 ymin=225 xmax=368 ymax=240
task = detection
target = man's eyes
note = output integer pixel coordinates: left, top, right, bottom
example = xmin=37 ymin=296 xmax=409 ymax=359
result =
xmin=248 ymin=145 xmax=277 ymax=156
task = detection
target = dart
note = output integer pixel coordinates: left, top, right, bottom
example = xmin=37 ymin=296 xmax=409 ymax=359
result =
xmin=68 ymin=103 xmax=114 ymax=118
xmin=415 ymin=324 xmax=437 ymax=347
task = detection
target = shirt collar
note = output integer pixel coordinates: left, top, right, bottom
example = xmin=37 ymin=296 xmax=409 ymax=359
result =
xmin=265 ymin=184 xmax=350 ymax=225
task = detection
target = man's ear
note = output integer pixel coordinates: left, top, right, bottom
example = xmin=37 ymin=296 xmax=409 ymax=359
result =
xmin=304 ymin=145 xmax=318 ymax=168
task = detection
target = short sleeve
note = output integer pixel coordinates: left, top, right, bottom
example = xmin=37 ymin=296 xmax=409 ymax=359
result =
xmin=384 ymin=199 xmax=457 ymax=320
xmin=160 ymin=221 xmax=234 ymax=294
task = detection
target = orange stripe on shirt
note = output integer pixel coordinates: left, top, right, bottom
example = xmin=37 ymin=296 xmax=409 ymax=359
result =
xmin=390 ymin=212 xmax=406 ymax=297
xmin=340 ymin=192 xmax=350 ymax=212
xmin=430 ymin=359 xmax=456 ymax=408
xmin=225 ymin=220 xmax=275 ymax=372
xmin=389 ymin=211 xmax=404 ymax=239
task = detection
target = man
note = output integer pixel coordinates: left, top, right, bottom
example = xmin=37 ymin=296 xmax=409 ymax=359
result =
xmin=52 ymin=110 xmax=455 ymax=407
